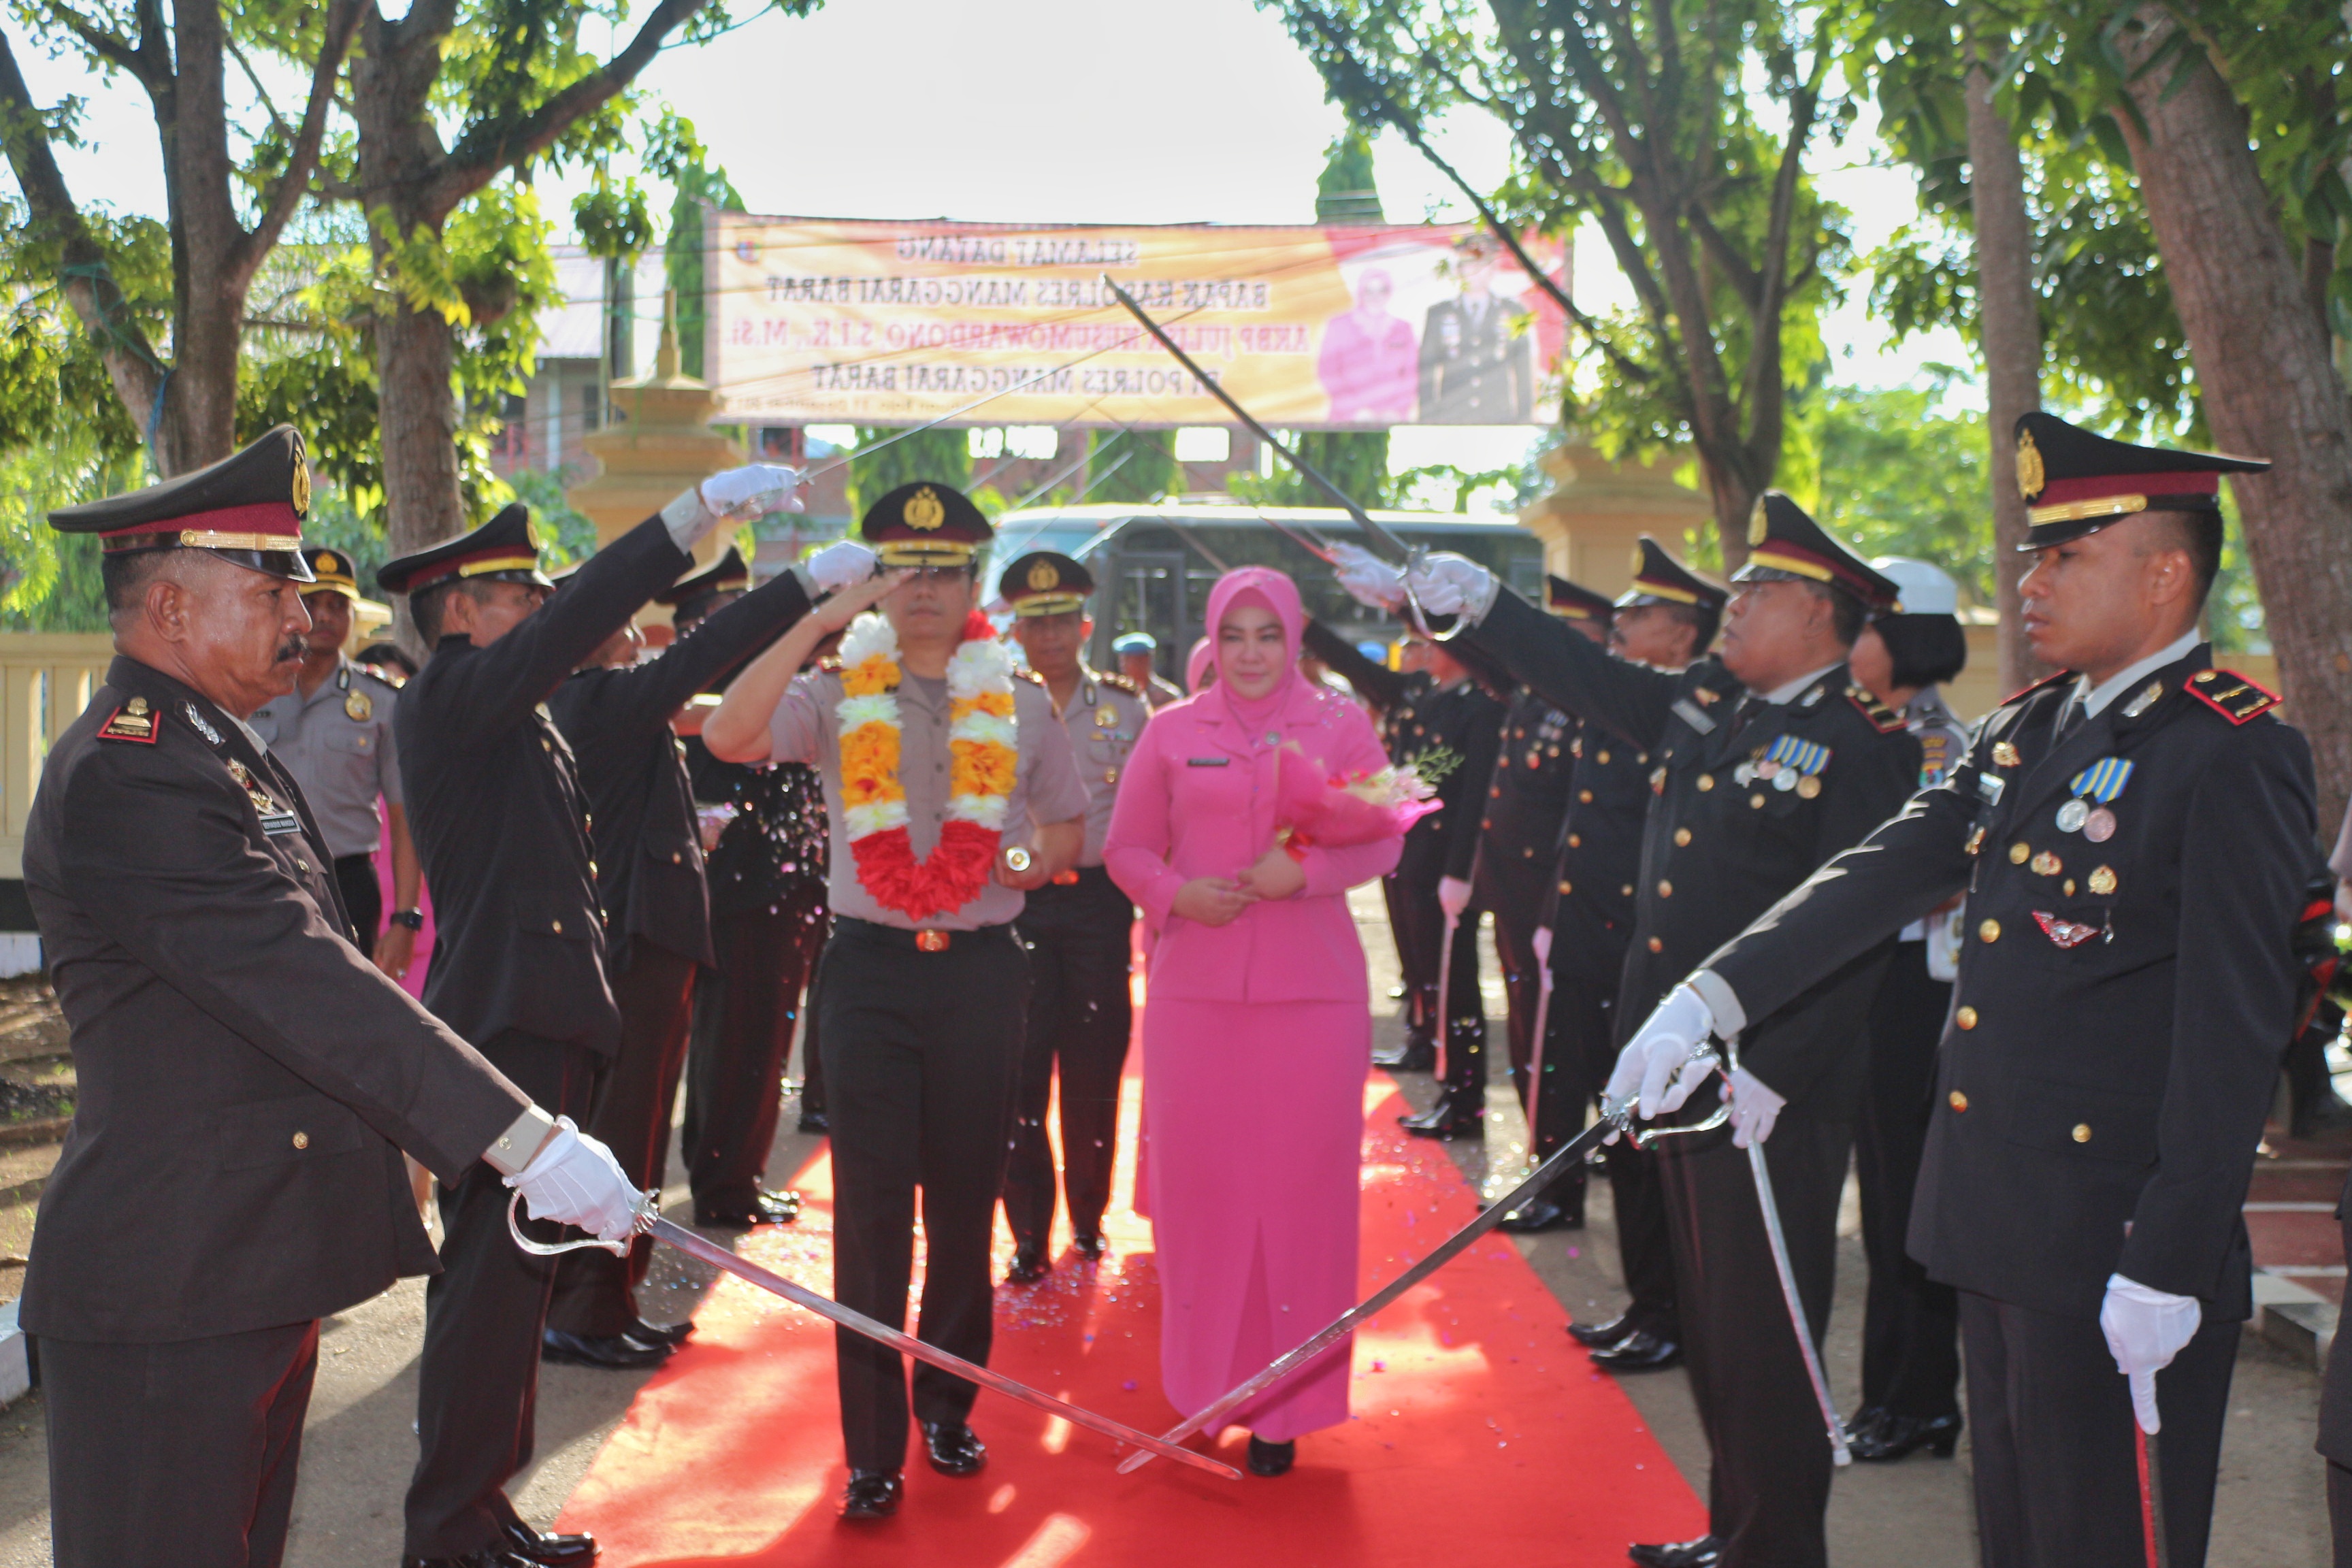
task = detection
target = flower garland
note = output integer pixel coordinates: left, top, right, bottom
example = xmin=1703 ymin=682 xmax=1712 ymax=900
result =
xmin=835 ymin=611 xmax=1017 ymax=919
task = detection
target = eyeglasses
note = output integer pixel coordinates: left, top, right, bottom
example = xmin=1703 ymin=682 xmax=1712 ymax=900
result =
xmin=902 ymin=566 xmax=974 ymax=583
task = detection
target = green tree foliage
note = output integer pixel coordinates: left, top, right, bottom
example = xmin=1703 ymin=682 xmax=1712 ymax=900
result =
xmin=1085 ymin=429 xmax=1185 ymax=504
xmin=1783 ymin=380 xmax=1992 ymax=604
xmin=1230 ymin=430 xmax=1397 ymax=509
xmin=845 ymin=427 xmax=973 ymax=521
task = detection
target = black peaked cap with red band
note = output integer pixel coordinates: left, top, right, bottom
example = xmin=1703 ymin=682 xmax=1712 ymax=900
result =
xmin=1002 ymin=551 xmax=1094 ymax=617
xmin=2012 ymin=410 xmax=2270 ymax=550
xmin=1732 ymin=491 xmax=1900 ymax=613
xmin=377 ymin=502 xmax=553 ymax=597
xmin=653 ymin=545 xmax=752 ymax=610
xmin=1544 ymin=575 xmax=1614 ymax=622
xmin=1618 ymin=535 xmax=1728 ymax=614
xmin=50 ymin=424 xmax=315 ymax=583
xmin=861 ymin=479 xmax=992 ymax=567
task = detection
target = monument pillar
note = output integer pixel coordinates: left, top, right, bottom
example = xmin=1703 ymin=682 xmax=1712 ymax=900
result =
xmin=1516 ymin=442 xmax=1713 ymax=598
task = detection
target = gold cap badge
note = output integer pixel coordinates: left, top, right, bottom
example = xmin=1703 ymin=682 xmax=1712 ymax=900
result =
xmin=318 ymin=552 xmax=338 ymax=574
xmin=2016 ymin=429 xmax=2045 ymax=502
xmin=1630 ymin=543 xmax=1646 ymax=573
xmin=904 ymin=487 xmax=947 ymax=532
xmin=291 ymin=462 xmax=311 ymax=516
xmin=1027 ymin=559 xmax=1061 ymax=591
xmin=1748 ymin=496 xmax=1769 ymax=546
xmin=127 ymin=696 xmax=148 ymax=716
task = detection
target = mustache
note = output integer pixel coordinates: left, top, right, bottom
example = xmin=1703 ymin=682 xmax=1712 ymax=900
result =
xmin=275 ymin=637 xmax=306 ymax=663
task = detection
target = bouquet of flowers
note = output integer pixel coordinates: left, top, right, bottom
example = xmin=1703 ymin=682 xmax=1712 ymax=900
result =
xmin=1272 ymin=743 xmax=1446 ymax=854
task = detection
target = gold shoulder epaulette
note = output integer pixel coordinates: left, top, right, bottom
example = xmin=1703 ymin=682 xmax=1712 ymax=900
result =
xmin=2185 ymin=668 xmax=2281 ymax=725
xmin=1014 ymin=666 xmax=1046 ymax=685
xmin=1846 ymin=685 xmax=1905 ymax=734
xmin=1098 ymin=670 xmax=1142 ymax=696
xmin=95 ymin=696 xmax=160 ymax=744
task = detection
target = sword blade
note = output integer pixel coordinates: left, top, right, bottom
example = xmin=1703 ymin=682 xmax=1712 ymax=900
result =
xmin=1433 ymin=911 xmax=1459 ymax=1084
xmin=1523 ymin=964 xmax=1555 ymax=1177
xmin=1742 ymin=1143 xmax=1852 ymax=1466
xmin=646 ymin=1218 xmax=1241 ymax=1481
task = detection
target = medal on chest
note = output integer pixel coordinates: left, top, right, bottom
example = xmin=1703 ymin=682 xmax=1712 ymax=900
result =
xmin=2056 ymin=757 xmax=2132 ymax=840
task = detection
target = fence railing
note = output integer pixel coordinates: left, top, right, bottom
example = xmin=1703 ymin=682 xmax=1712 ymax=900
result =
xmin=1 ymin=634 xmax=116 ymax=882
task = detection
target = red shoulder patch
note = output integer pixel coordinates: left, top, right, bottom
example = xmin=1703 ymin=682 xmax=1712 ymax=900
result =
xmin=1845 ymin=684 xmax=1906 ymax=734
xmin=95 ymin=702 xmax=160 ymax=743
xmin=2183 ymin=667 xmax=2281 ymax=725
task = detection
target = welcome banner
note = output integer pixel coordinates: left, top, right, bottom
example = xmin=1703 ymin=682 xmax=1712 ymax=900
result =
xmin=706 ymin=214 xmax=1569 ymax=429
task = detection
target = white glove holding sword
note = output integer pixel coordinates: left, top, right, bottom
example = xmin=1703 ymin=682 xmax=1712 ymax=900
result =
xmin=1603 ymin=982 xmax=1784 ymax=1147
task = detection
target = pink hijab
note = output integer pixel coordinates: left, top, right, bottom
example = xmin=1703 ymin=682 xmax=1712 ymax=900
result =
xmin=1185 ymin=636 xmax=1215 ymax=693
xmin=1204 ymin=566 xmax=1305 ymax=735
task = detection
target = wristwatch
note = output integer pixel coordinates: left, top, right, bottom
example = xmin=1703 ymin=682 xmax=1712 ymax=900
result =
xmin=390 ymin=909 xmax=425 ymax=931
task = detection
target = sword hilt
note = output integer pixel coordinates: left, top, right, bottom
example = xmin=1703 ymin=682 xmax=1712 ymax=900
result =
xmin=504 ymin=1188 xmax=658 ymax=1258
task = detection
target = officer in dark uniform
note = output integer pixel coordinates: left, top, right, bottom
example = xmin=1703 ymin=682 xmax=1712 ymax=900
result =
xmin=996 ymin=553 xmax=1152 ymax=1281
xmin=1623 ymin=415 xmax=2300 ymax=1568
xmin=1392 ymin=500 xmax=1918 ymax=1568
xmin=540 ymin=543 xmax=831 ymax=1367
xmin=22 ymin=427 xmax=638 ymax=1568
xmin=382 ymin=459 xmax=809 ymax=1567
xmin=1476 ymin=576 xmax=1610 ymax=1220
xmin=675 ymin=548 xmax=839 ymax=1219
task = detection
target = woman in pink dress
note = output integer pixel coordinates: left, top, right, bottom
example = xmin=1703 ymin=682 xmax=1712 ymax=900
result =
xmin=1105 ymin=567 xmax=1402 ymax=1477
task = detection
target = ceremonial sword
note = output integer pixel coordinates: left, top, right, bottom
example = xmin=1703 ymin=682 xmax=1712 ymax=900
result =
xmin=508 ymin=1194 xmax=1242 ymax=1481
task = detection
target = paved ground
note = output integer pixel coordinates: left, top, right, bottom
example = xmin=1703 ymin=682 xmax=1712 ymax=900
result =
xmin=0 ymin=898 xmax=2333 ymax=1563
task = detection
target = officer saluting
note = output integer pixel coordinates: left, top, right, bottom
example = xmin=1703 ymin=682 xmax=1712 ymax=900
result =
xmin=1619 ymin=414 xmax=2302 ymax=1568
xmin=996 ymin=552 xmax=1152 ymax=1282
xmin=20 ymin=427 xmax=638 ymax=1568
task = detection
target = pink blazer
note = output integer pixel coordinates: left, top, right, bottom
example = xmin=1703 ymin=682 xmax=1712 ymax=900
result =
xmin=1105 ymin=679 xmax=1401 ymax=1004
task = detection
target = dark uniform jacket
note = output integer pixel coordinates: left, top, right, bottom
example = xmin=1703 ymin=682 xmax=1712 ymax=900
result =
xmin=687 ymin=739 xmax=829 ymax=919
xmin=549 ymin=570 xmax=811 ymax=973
xmin=397 ymin=516 xmax=690 ymax=1058
xmin=20 ymin=658 xmax=528 ymax=1342
xmin=1474 ymin=688 xmax=1576 ymax=919
xmin=1464 ymin=587 xmax=1921 ymax=1116
xmin=1546 ymin=720 xmax=1655 ymax=983
xmin=1417 ymin=296 xmax=1534 ymax=423
xmin=1700 ymin=647 xmax=2313 ymax=1322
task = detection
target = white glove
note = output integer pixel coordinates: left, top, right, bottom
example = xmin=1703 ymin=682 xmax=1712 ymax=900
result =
xmin=1437 ymin=875 xmax=1473 ymax=920
xmin=1725 ymin=1066 xmax=1785 ymax=1149
xmin=1402 ymin=553 xmax=1499 ymax=622
xmin=2100 ymin=1273 xmax=2202 ymax=1434
xmin=661 ymin=464 xmax=804 ymax=551
xmin=1332 ymin=543 xmax=1406 ymax=611
xmin=504 ymin=1116 xmax=642 ymax=1243
xmin=1604 ymin=983 xmax=1719 ymax=1120
xmin=1531 ymin=926 xmax=1552 ymax=966
xmin=803 ymin=540 xmax=877 ymax=593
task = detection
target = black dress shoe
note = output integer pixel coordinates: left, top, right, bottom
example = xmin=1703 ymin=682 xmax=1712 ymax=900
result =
xmin=1849 ymin=1409 xmax=1961 ymax=1461
xmin=402 ymin=1550 xmax=536 ymax=1567
xmin=1628 ymin=1535 xmax=1721 ymax=1567
xmin=1246 ymin=1435 xmax=1296 ymax=1476
xmin=1588 ymin=1328 xmax=1682 ymax=1373
xmin=798 ymin=1107 xmax=830 ymax=1134
xmin=1371 ymin=1036 xmax=1436 ymax=1072
xmin=540 ymin=1328 xmax=673 ymax=1371
xmin=502 ymin=1518 xmax=598 ymax=1566
xmin=921 ymin=1420 xmax=987 ymax=1475
xmin=693 ymin=1189 xmax=802 ymax=1228
xmin=1072 ymin=1231 xmax=1107 ymax=1260
xmin=1494 ymin=1194 xmax=1584 ymax=1232
xmin=1006 ymin=1247 xmax=1050 ymax=1284
xmin=840 ymin=1469 xmax=902 ymax=1520
xmin=627 ymin=1317 xmax=693 ymax=1348
xmin=1398 ymin=1088 xmax=1483 ymax=1139
xmin=1567 ymin=1311 xmax=1638 ymax=1348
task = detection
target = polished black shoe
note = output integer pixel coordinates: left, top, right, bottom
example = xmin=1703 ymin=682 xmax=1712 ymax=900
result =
xmin=693 ymin=1189 xmax=802 ymax=1228
xmin=1398 ymin=1088 xmax=1483 ymax=1139
xmin=402 ymin=1550 xmax=536 ymax=1567
xmin=1494 ymin=1194 xmax=1584 ymax=1232
xmin=1246 ymin=1435 xmax=1296 ymax=1477
xmin=921 ymin=1420 xmax=987 ymax=1476
xmin=1588 ymin=1328 xmax=1682 ymax=1373
xmin=797 ymin=1106 xmax=830 ymax=1134
xmin=540 ymin=1328 xmax=673 ymax=1371
xmin=1006 ymin=1247 xmax=1051 ymax=1284
xmin=1371 ymin=1036 xmax=1436 ymax=1073
xmin=1849 ymin=1409 xmax=1961 ymax=1462
xmin=1628 ymin=1535 xmax=1721 ymax=1567
xmin=627 ymin=1316 xmax=693 ymax=1348
xmin=1072 ymin=1231 xmax=1107 ymax=1260
xmin=502 ymin=1518 xmax=598 ymax=1566
xmin=839 ymin=1469 xmax=903 ymax=1520
xmin=1567 ymin=1311 xmax=1639 ymax=1349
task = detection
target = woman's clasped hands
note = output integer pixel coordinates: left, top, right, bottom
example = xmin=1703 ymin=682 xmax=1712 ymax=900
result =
xmin=1173 ymin=847 xmax=1305 ymax=926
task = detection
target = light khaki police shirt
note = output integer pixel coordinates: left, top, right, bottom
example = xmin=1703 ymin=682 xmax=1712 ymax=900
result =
xmin=250 ymin=657 xmax=404 ymax=860
xmin=1033 ymin=667 xmax=1151 ymax=867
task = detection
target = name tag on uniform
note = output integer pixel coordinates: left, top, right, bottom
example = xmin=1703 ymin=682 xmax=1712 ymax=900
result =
xmin=259 ymin=810 xmax=303 ymax=836
xmin=1186 ymin=757 xmax=1230 ymax=767
xmin=1671 ymin=698 xmax=1716 ymax=734
xmin=1977 ymin=772 xmax=2006 ymax=806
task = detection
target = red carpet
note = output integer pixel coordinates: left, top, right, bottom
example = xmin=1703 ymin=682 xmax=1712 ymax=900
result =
xmin=558 ymin=1072 xmax=1702 ymax=1566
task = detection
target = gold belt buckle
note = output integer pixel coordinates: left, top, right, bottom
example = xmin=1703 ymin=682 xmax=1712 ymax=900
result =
xmin=915 ymin=930 xmax=950 ymax=953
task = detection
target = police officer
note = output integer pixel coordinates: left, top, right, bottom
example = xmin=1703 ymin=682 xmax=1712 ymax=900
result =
xmin=1840 ymin=557 xmax=1972 ymax=1463
xmin=996 ymin=552 xmax=1151 ymax=1282
xmin=1113 ymin=630 xmax=1187 ymax=708
xmin=1385 ymin=498 xmax=1919 ymax=1568
xmin=21 ymin=427 xmax=640 ymax=1568
xmin=702 ymin=481 xmax=1090 ymax=1521
xmin=675 ymin=548 xmax=839 ymax=1219
xmin=250 ymin=546 xmax=420 ymax=971
xmin=382 ymin=460 xmax=823 ymax=1568
xmin=540 ymin=542 xmax=831 ymax=1369
xmin=1618 ymin=415 xmax=2300 ymax=1568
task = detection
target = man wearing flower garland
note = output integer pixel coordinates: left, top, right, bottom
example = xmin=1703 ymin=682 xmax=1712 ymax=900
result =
xmin=704 ymin=480 xmax=1088 ymax=1522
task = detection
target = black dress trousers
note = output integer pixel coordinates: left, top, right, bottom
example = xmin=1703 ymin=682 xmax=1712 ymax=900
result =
xmin=1002 ymin=867 xmax=1134 ymax=1252
xmin=332 ymin=853 xmax=382 ymax=951
xmin=1959 ymin=1289 xmax=2238 ymax=1568
xmin=1386 ymin=832 xmax=1486 ymax=1084
xmin=44 ymin=1318 xmax=320 ymax=1568
xmin=1657 ymin=1116 xmax=1850 ymax=1568
xmin=819 ymin=919 xmax=1028 ymax=1471
xmin=1551 ymin=947 xmax=1678 ymax=1328
xmin=1855 ymin=940 xmax=1961 ymax=1420
xmin=683 ymin=883 xmax=832 ymax=1212
xmin=405 ymin=1032 xmax=595 ymax=1559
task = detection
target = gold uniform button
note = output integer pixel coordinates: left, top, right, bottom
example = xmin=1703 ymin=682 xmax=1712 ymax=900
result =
xmin=1674 ymin=828 xmax=1691 ymax=846
xmin=2072 ymin=1124 xmax=2093 ymax=1143
xmin=1979 ymin=919 xmax=2000 ymax=944
xmin=1597 ymin=751 xmax=1610 ymax=764
xmin=295 ymin=860 xmax=309 ymax=873
xmin=2009 ymin=842 xmax=2030 ymax=865
xmin=1696 ymin=774 xmax=1715 ymax=792
xmin=671 ymin=851 xmax=683 ymax=864
xmin=292 ymin=1130 xmax=310 ymax=1150
xmin=1948 ymin=1091 xmax=1967 ymax=1113
xmin=1578 ymin=789 xmax=1594 ymax=804
xmin=1620 ymin=884 xmax=1633 ymax=897
xmin=551 ymin=919 xmax=564 ymax=934
xmin=1648 ymin=937 xmax=1664 ymax=953
xmin=1955 ymin=1006 xmax=1978 ymax=1030
xmin=1566 ymin=834 xmax=1581 ymax=849
xmin=1750 ymin=794 xmax=1766 ymax=808
xmin=1558 ymin=881 xmax=1573 ymax=895
xmin=542 ymin=738 xmax=552 ymax=752
xmin=1657 ymin=881 xmax=1673 ymax=898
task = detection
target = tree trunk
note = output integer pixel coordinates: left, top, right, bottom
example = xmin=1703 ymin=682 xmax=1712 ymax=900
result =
xmin=1963 ymin=52 xmax=2048 ymax=696
xmin=2114 ymin=5 xmax=2352 ymax=834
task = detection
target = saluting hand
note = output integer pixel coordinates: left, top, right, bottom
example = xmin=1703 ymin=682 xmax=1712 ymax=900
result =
xmin=1172 ymin=877 xmax=1258 ymax=926
xmin=813 ymin=567 xmax=910 ymax=633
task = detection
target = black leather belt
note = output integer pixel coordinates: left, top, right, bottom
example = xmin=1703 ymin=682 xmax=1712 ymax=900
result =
xmin=832 ymin=915 xmax=1015 ymax=953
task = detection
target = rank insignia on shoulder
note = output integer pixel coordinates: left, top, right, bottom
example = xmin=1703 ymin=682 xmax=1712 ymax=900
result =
xmin=2185 ymin=668 xmax=2281 ymax=724
xmin=1098 ymin=671 xmax=1142 ymax=696
xmin=97 ymin=696 xmax=159 ymax=743
xmin=181 ymin=702 xmax=224 ymax=747
xmin=1013 ymin=666 xmax=1045 ymax=685
xmin=1846 ymin=685 xmax=1905 ymax=733
xmin=817 ymin=655 xmax=845 ymax=673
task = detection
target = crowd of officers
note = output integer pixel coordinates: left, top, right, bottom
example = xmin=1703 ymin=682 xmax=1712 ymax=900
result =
xmin=12 ymin=404 xmax=2352 ymax=1568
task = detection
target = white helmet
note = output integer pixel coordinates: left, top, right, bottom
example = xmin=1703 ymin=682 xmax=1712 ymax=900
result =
xmin=1869 ymin=556 xmax=1958 ymax=617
